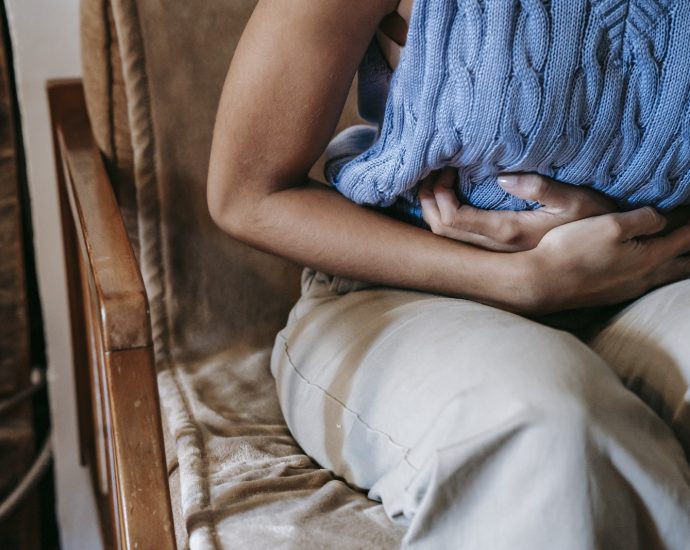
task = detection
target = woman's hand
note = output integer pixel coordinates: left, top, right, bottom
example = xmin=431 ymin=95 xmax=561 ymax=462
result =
xmin=420 ymin=170 xmax=617 ymax=252
xmin=521 ymin=208 xmax=690 ymax=314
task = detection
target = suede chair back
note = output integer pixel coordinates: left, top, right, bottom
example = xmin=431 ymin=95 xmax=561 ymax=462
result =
xmin=82 ymin=0 xmax=305 ymax=364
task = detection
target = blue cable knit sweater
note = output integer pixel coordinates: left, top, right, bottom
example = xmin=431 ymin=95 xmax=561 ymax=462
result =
xmin=329 ymin=0 xmax=690 ymax=222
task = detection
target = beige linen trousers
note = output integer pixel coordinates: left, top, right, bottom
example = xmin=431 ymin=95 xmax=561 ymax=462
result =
xmin=271 ymin=268 xmax=690 ymax=549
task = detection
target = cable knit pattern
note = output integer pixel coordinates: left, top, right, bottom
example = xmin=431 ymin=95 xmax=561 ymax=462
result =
xmin=331 ymin=0 xmax=690 ymax=219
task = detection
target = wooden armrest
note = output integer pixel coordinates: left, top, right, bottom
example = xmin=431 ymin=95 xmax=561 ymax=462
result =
xmin=48 ymin=80 xmax=149 ymax=352
xmin=48 ymin=80 xmax=175 ymax=550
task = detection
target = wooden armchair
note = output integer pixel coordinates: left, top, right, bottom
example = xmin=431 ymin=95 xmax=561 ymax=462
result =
xmin=48 ymin=1 xmax=403 ymax=548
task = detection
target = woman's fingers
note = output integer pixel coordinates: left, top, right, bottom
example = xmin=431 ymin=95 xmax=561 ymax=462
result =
xmin=498 ymin=174 xmax=566 ymax=209
xmin=430 ymin=171 xmax=526 ymax=243
xmin=432 ymin=171 xmax=461 ymax=226
xmin=422 ymin=170 xmax=669 ymax=256
xmin=421 ymin=173 xmax=468 ymax=238
xmin=649 ymin=256 xmax=690 ymax=288
xmin=427 ymin=177 xmax=521 ymax=249
xmin=430 ymin=175 xmax=510 ymax=237
xmin=426 ymin=176 xmax=559 ymax=251
xmin=607 ymin=207 xmax=668 ymax=241
xmin=650 ymin=223 xmax=690 ymax=260
xmin=497 ymin=173 xmax=616 ymax=216
xmin=419 ymin=175 xmax=442 ymax=227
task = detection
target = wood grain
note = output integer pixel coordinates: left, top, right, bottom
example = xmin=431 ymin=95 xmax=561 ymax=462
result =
xmin=48 ymin=80 xmax=175 ymax=550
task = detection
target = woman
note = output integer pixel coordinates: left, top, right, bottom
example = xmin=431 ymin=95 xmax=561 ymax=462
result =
xmin=207 ymin=1 xmax=690 ymax=548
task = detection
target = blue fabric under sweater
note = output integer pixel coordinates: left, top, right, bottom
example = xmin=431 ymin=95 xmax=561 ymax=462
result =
xmin=327 ymin=0 xmax=690 ymax=224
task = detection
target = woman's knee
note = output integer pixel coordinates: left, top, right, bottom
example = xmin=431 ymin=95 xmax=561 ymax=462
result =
xmin=397 ymin=344 xmax=690 ymax=550
xmin=591 ymin=279 xmax=690 ymax=372
xmin=405 ymin=333 xmax=618 ymax=471
xmin=590 ymin=279 xmax=690 ymax=452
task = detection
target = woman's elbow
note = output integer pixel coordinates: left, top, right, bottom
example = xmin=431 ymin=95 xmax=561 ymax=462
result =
xmin=207 ymin=168 xmax=247 ymax=238
xmin=207 ymin=164 xmax=277 ymax=246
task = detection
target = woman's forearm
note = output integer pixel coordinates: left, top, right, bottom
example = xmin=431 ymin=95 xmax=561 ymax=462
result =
xmin=212 ymin=179 xmax=535 ymax=312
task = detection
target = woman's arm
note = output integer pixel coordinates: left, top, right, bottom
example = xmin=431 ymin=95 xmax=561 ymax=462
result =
xmin=207 ymin=0 xmax=536 ymax=311
xmin=207 ymin=0 xmax=690 ymax=314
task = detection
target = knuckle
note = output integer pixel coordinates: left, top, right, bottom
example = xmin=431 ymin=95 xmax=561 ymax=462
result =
xmin=525 ymin=174 xmax=548 ymax=198
xmin=452 ymin=221 xmax=471 ymax=235
xmin=522 ymin=233 xmax=543 ymax=250
xmin=498 ymin=221 xmax=546 ymax=251
xmin=642 ymin=206 xmax=661 ymax=224
xmin=497 ymin=220 xmax=522 ymax=246
xmin=449 ymin=209 xmax=475 ymax=232
xmin=453 ymin=217 xmax=475 ymax=233
xmin=424 ymin=213 xmax=440 ymax=233
xmin=429 ymin=218 xmax=449 ymax=237
xmin=566 ymin=188 xmax=617 ymax=219
xmin=569 ymin=196 xmax=595 ymax=219
xmin=602 ymin=216 xmax=624 ymax=238
xmin=439 ymin=209 xmax=455 ymax=228
xmin=428 ymin=219 xmax=445 ymax=236
xmin=643 ymin=207 xmax=666 ymax=232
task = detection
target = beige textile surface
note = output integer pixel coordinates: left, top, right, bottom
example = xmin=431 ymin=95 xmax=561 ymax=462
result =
xmin=82 ymin=0 xmax=404 ymax=547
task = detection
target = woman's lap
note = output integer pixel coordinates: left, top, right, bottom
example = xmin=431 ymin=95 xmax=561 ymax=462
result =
xmin=270 ymin=269 xmax=690 ymax=548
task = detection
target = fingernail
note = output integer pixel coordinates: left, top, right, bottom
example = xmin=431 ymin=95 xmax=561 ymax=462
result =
xmin=498 ymin=175 xmax=518 ymax=188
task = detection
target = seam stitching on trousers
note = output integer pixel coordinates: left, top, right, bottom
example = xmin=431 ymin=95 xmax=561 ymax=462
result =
xmin=280 ymin=337 xmax=419 ymax=472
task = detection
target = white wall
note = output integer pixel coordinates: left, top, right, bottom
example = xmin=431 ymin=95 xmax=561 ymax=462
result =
xmin=4 ymin=1 xmax=102 ymax=548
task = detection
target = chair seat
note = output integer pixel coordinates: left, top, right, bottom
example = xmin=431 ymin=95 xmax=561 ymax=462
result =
xmin=161 ymin=346 xmax=404 ymax=549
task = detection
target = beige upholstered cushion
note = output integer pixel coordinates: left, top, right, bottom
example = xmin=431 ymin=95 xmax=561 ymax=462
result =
xmin=80 ymin=0 xmax=402 ymax=547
